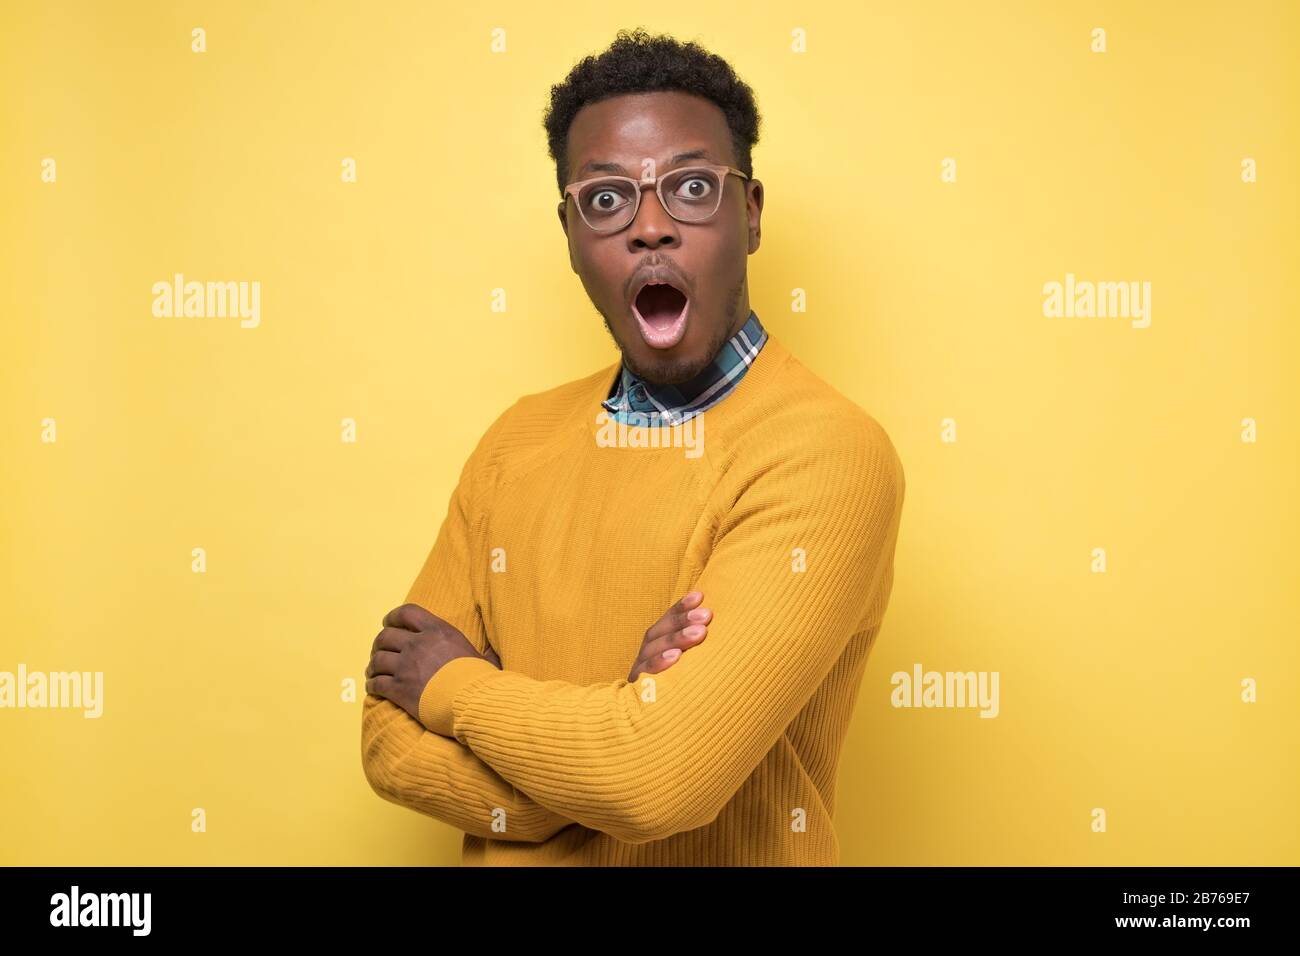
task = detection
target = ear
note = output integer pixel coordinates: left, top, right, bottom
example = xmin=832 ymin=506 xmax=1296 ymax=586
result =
xmin=745 ymin=179 xmax=764 ymax=254
xmin=557 ymin=201 xmax=577 ymax=273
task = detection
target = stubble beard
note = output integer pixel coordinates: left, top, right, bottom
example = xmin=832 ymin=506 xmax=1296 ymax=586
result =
xmin=598 ymin=279 xmax=745 ymax=387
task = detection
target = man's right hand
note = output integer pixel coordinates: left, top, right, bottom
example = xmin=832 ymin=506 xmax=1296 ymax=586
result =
xmin=627 ymin=591 xmax=711 ymax=683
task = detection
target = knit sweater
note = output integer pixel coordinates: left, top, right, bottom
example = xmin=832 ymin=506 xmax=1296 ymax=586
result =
xmin=360 ymin=331 xmax=906 ymax=865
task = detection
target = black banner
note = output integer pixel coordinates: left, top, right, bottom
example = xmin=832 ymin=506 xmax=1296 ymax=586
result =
xmin=0 ymin=866 xmax=1287 ymax=940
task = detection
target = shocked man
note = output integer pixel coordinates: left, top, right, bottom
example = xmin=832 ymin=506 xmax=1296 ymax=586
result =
xmin=361 ymin=27 xmax=906 ymax=866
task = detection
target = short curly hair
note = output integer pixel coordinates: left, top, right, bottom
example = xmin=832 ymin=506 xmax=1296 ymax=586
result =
xmin=543 ymin=27 xmax=762 ymax=197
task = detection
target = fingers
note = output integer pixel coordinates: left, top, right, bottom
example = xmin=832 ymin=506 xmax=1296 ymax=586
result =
xmin=367 ymin=609 xmax=439 ymax=702
xmin=642 ymin=590 xmax=704 ymax=644
xmin=370 ymin=625 xmax=411 ymax=655
xmin=383 ymin=603 xmax=439 ymax=632
xmin=365 ymin=674 xmax=396 ymax=699
xmin=640 ymin=606 xmax=710 ymax=664
xmin=366 ymin=649 xmax=401 ymax=679
xmin=630 ymin=610 xmax=712 ymax=682
xmin=629 ymin=641 xmax=692 ymax=683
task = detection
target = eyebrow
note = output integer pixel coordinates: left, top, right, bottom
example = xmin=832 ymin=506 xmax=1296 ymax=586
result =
xmin=579 ymin=149 xmax=713 ymax=176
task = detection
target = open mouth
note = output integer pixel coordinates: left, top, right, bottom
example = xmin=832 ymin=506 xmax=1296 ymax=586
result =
xmin=631 ymin=282 xmax=690 ymax=349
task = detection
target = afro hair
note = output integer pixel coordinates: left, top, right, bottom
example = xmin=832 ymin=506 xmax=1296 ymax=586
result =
xmin=543 ymin=27 xmax=762 ymax=196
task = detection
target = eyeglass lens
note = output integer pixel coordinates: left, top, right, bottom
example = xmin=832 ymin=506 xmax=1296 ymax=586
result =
xmin=577 ymin=167 xmax=724 ymax=230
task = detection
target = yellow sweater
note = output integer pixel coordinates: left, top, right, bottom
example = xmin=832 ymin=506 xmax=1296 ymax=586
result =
xmin=361 ymin=332 xmax=906 ymax=865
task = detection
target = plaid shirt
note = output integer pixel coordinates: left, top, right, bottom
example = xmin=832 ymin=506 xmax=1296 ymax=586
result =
xmin=602 ymin=309 xmax=768 ymax=427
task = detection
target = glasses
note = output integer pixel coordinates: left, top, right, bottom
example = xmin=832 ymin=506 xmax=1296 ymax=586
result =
xmin=563 ymin=163 xmax=749 ymax=234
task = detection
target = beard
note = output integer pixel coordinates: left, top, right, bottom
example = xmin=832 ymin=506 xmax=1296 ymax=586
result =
xmin=598 ymin=279 xmax=745 ymax=387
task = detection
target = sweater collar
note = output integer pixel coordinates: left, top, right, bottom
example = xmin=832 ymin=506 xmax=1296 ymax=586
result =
xmin=602 ymin=310 xmax=768 ymax=426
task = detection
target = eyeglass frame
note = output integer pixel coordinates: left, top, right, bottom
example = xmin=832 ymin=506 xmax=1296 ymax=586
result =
xmin=561 ymin=163 xmax=750 ymax=234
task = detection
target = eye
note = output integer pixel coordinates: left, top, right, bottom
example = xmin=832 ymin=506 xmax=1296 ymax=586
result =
xmin=587 ymin=188 xmax=628 ymax=212
xmin=674 ymin=175 xmax=714 ymax=201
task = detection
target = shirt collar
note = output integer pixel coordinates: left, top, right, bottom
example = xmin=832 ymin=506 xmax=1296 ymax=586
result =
xmin=602 ymin=309 xmax=768 ymax=426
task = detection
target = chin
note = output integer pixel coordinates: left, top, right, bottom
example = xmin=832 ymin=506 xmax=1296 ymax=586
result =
xmin=629 ymin=347 xmax=710 ymax=387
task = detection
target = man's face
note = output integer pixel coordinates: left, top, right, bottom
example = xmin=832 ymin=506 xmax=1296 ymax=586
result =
xmin=558 ymin=91 xmax=763 ymax=386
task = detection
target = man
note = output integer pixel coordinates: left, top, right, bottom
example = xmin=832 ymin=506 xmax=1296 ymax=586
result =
xmin=361 ymin=28 xmax=905 ymax=865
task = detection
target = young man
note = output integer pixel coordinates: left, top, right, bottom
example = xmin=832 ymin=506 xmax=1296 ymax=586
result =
xmin=361 ymin=28 xmax=906 ymax=865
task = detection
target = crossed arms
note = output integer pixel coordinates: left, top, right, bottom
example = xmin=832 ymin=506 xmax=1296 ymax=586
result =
xmin=360 ymin=411 xmax=905 ymax=845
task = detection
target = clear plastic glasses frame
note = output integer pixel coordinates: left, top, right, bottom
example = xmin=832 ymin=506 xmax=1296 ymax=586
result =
xmin=563 ymin=163 xmax=750 ymax=234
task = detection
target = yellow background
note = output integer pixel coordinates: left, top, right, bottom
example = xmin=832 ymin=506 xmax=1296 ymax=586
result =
xmin=1 ymin=0 xmax=1296 ymax=865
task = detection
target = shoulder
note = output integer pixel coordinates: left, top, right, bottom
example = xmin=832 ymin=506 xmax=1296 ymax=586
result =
xmin=466 ymin=361 xmax=618 ymax=484
xmin=486 ymin=362 xmax=613 ymax=443
xmin=511 ymin=363 xmax=615 ymax=419
xmin=700 ymin=353 xmax=905 ymax=544
xmin=733 ymin=351 xmax=904 ymax=495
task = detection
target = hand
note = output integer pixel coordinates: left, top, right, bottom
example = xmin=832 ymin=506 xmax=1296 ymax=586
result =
xmin=365 ymin=603 xmax=495 ymax=721
xmin=627 ymin=591 xmax=712 ymax=683
xmin=376 ymin=604 xmax=501 ymax=668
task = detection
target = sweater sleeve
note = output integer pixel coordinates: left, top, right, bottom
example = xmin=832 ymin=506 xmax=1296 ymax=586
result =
xmin=416 ymin=421 xmax=907 ymax=844
xmin=362 ymin=695 xmax=575 ymax=842
xmin=360 ymin=401 xmax=578 ymax=842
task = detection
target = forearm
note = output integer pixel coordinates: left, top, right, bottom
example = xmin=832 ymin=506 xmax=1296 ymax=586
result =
xmin=362 ymin=401 xmax=585 ymax=841
xmin=361 ymin=693 xmax=574 ymax=843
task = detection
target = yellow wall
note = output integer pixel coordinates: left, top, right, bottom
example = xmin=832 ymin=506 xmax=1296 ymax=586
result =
xmin=1 ymin=0 xmax=1295 ymax=865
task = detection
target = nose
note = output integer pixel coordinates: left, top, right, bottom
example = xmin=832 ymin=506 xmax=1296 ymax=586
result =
xmin=626 ymin=182 xmax=680 ymax=250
